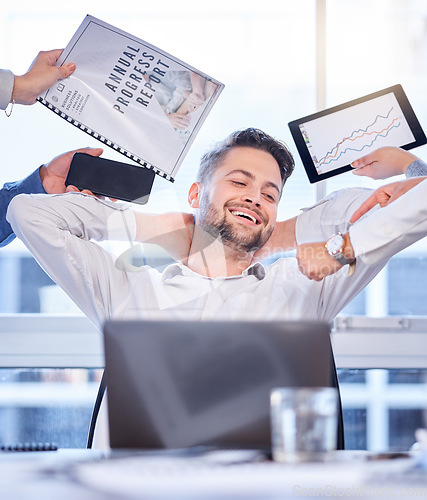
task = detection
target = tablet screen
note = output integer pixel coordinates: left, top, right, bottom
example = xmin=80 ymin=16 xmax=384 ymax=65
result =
xmin=288 ymin=85 xmax=426 ymax=183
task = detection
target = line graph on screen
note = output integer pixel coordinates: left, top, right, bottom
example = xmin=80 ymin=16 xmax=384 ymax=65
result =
xmin=300 ymin=93 xmax=415 ymax=175
xmin=289 ymin=85 xmax=426 ymax=183
xmin=318 ymin=108 xmax=400 ymax=167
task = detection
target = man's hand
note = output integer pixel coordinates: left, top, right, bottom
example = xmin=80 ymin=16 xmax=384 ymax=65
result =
xmin=350 ymin=177 xmax=427 ymax=223
xmin=39 ymin=147 xmax=103 ymax=194
xmin=350 ymin=147 xmax=418 ymax=180
xmin=13 ymin=49 xmax=76 ymax=105
xmin=296 ymin=233 xmax=355 ymax=281
xmin=296 ymin=242 xmax=345 ymax=281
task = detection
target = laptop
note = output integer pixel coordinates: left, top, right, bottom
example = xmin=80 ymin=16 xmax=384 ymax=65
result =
xmin=103 ymin=320 xmax=335 ymax=450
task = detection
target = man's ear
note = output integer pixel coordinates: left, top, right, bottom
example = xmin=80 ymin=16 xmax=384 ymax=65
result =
xmin=188 ymin=182 xmax=202 ymax=208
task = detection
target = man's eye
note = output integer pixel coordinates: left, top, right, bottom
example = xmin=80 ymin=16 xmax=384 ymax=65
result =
xmin=231 ymin=180 xmax=245 ymax=186
xmin=263 ymin=193 xmax=276 ymax=202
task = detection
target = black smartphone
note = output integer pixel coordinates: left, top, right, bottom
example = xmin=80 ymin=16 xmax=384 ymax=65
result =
xmin=65 ymin=153 xmax=156 ymax=204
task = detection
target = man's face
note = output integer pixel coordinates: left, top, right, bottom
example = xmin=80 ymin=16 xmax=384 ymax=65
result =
xmin=194 ymin=146 xmax=282 ymax=252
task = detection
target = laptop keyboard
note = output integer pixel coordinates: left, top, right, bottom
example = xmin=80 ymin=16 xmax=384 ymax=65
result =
xmin=0 ymin=443 xmax=58 ymax=452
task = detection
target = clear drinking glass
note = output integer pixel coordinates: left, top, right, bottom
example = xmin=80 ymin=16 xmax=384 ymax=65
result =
xmin=270 ymin=387 xmax=338 ymax=463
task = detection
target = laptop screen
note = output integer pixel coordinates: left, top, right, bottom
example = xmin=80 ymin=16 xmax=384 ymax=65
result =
xmin=103 ymin=320 xmax=333 ymax=450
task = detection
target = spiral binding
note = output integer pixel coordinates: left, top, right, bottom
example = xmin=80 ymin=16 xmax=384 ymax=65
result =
xmin=37 ymin=97 xmax=175 ymax=183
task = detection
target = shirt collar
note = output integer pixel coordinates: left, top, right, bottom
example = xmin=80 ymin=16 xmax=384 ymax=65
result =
xmin=161 ymin=261 xmax=266 ymax=283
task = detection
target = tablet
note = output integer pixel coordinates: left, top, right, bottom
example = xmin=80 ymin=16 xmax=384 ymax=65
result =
xmin=288 ymin=84 xmax=427 ymax=183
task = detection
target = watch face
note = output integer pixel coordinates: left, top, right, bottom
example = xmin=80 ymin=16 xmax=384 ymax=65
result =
xmin=327 ymin=234 xmax=344 ymax=254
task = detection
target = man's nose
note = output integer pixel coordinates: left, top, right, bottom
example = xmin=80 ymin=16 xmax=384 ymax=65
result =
xmin=242 ymin=188 xmax=261 ymax=207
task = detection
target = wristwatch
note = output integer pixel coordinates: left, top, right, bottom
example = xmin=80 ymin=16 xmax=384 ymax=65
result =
xmin=325 ymin=233 xmax=355 ymax=266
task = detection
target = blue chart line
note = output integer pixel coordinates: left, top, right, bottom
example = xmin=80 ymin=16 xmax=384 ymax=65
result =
xmin=318 ymin=107 xmax=398 ymax=166
xmin=320 ymin=122 xmax=401 ymax=166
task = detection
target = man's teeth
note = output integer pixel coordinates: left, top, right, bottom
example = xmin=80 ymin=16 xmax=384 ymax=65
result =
xmin=231 ymin=210 xmax=257 ymax=224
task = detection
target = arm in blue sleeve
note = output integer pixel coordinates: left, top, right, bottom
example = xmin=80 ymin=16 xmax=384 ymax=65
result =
xmin=0 ymin=168 xmax=46 ymax=247
xmin=406 ymin=159 xmax=427 ymax=178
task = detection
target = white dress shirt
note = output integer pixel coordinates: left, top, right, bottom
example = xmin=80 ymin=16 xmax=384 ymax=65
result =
xmin=8 ymin=184 xmax=427 ymax=450
xmin=7 ymin=187 xmax=388 ymax=331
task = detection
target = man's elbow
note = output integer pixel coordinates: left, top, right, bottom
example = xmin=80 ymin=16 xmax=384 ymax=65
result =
xmin=6 ymin=193 xmax=39 ymax=238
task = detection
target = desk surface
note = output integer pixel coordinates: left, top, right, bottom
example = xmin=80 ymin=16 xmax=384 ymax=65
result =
xmin=0 ymin=449 xmax=425 ymax=499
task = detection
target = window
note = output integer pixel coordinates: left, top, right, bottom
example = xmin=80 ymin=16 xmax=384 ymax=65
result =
xmin=339 ymin=369 xmax=427 ymax=451
xmin=0 ymin=0 xmax=317 ymax=313
xmin=0 ymin=368 xmax=102 ymax=448
xmin=1 ymin=0 xmax=427 ymax=450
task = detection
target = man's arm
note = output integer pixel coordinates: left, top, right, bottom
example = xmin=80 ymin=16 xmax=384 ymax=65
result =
xmin=2 ymin=146 xmax=196 ymax=254
xmin=0 ymin=147 xmax=103 ymax=247
xmin=7 ymin=192 xmax=137 ymax=328
xmin=296 ymin=233 xmax=354 ymax=282
xmin=7 ymin=192 xmax=204 ymax=326
xmin=134 ymin=211 xmax=194 ymax=263
xmin=252 ymin=217 xmax=297 ymax=262
xmin=0 ymin=169 xmax=44 ymax=247
xmin=275 ymin=188 xmax=389 ymax=320
xmin=295 ymin=188 xmax=375 ymax=243
xmin=253 ymin=188 xmax=374 ymax=262
xmin=297 ymin=178 xmax=427 ymax=280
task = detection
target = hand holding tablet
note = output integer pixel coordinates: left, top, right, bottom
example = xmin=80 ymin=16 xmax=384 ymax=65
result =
xmin=288 ymin=85 xmax=426 ymax=183
xmin=350 ymin=146 xmax=420 ymax=179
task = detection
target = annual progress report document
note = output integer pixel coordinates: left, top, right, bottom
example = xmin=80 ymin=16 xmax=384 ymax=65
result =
xmin=38 ymin=15 xmax=224 ymax=182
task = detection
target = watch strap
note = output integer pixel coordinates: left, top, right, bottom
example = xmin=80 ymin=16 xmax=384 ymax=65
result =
xmin=333 ymin=252 xmax=355 ymax=266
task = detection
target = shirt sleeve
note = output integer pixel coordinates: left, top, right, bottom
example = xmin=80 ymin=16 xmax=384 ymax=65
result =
xmin=0 ymin=168 xmax=45 ymax=247
xmin=7 ymin=192 xmax=137 ymax=328
xmin=406 ymin=159 xmax=427 ymax=178
xmin=349 ymin=178 xmax=427 ymax=265
xmin=293 ymin=188 xmax=394 ymax=321
xmin=295 ymin=187 xmax=374 ymax=244
xmin=0 ymin=69 xmax=14 ymax=110
xmin=295 ymin=181 xmax=427 ymax=266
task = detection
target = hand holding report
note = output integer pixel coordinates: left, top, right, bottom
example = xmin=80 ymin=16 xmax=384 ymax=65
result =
xmin=38 ymin=15 xmax=224 ymax=184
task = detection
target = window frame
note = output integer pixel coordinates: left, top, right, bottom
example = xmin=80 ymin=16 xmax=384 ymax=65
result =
xmin=1 ymin=314 xmax=427 ymax=369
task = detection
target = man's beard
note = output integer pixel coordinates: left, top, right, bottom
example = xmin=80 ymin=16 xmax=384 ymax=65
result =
xmin=198 ymin=199 xmax=273 ymax=253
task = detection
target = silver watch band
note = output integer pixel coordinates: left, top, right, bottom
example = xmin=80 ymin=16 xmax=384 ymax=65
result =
xmin=333 ymin=252 xmax=355 ymax=266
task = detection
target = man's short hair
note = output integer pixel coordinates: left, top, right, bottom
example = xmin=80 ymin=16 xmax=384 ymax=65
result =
xmin=197 ymin=128 xmax=295 ymax=188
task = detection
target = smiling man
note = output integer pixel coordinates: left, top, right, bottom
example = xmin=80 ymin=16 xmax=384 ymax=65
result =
xmin=7 ymin=127 xmax=427 ymax=450
xmin=6 ymin=128 xmax=390 ymax=329
xmin=185 ymin=138 xmax=288 ymax=278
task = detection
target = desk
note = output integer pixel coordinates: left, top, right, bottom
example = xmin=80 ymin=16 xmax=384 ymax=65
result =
xmin=0 ymin=449 xmax=426 ymax=499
